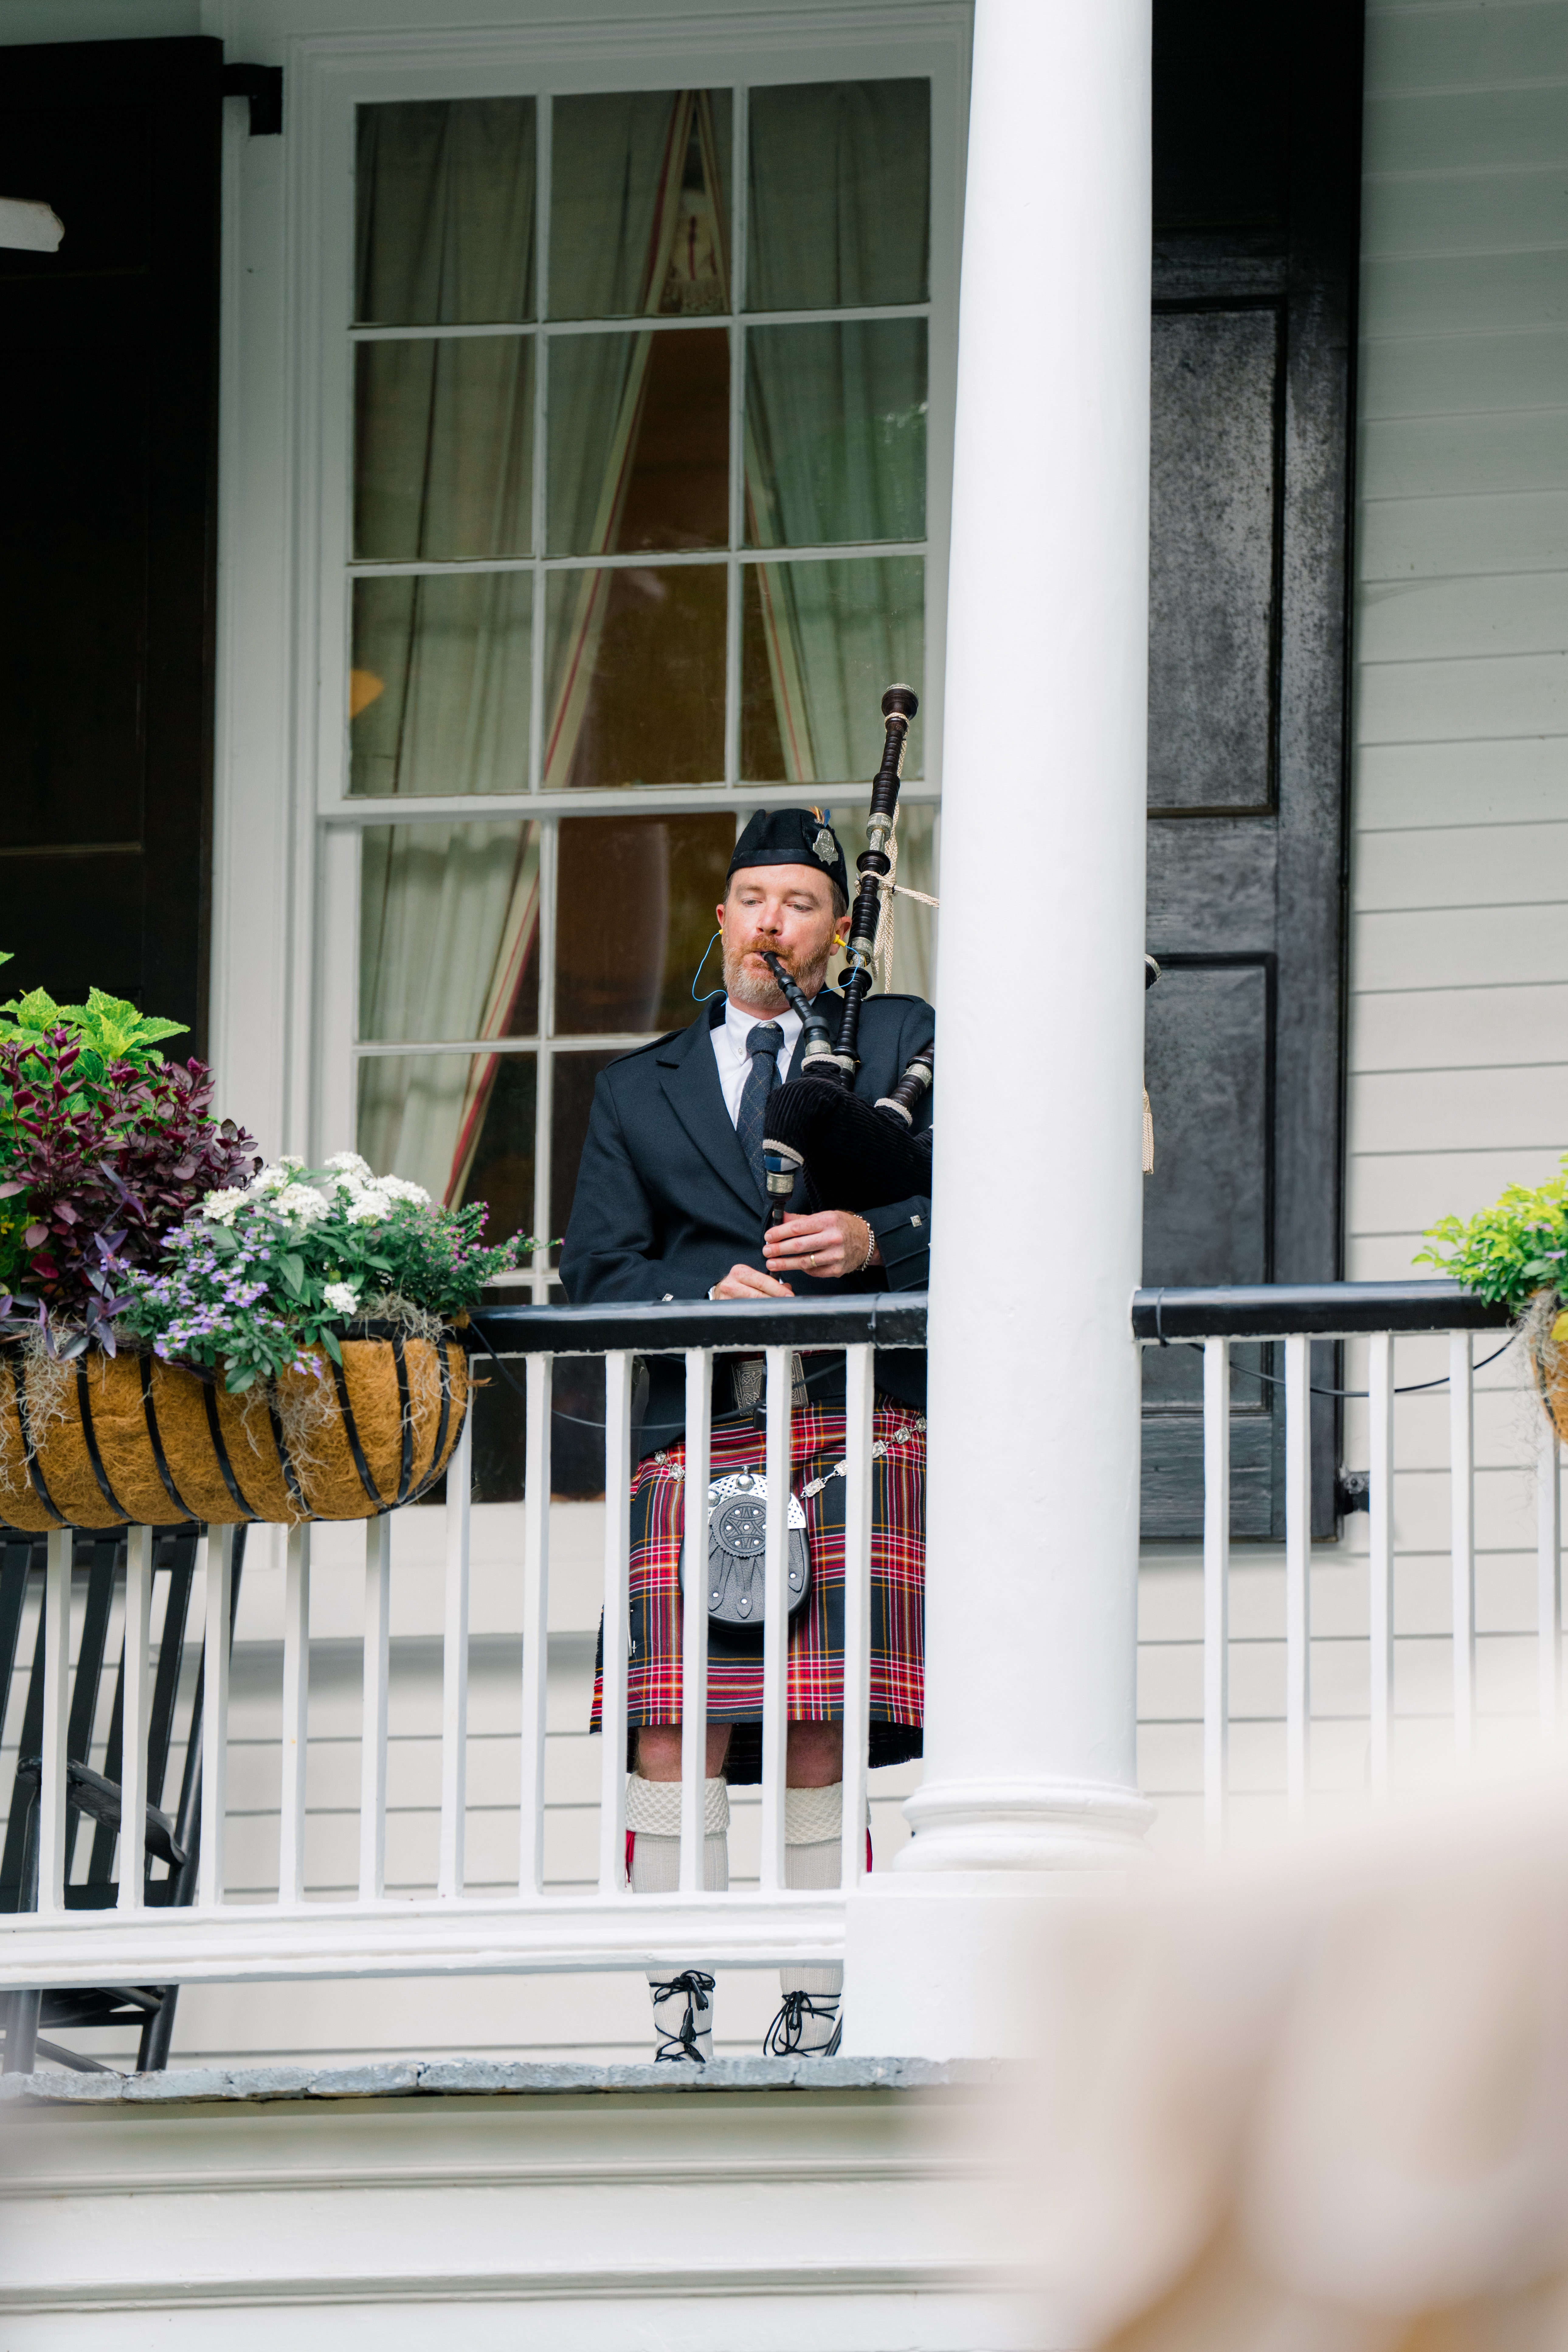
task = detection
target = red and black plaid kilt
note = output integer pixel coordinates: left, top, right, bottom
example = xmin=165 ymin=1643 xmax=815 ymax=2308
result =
xmin=590 ymin=1399 xmax=925 ymax=1740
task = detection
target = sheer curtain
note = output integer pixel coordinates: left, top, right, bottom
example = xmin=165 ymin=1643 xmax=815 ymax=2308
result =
xmin=542 ymin=89 xmax=728 ymax=787
xmin=358 ymin=823 xmax=541 ymax=1199
xmin=744 ymin=81 xmax=929 ymax=785
xmin=356 ymin=98 xmax=537 ymax=326
xmin=355 ymin=94 xmax=729 ymax=1200
xmin=354 ymin=98 xmax=542 ymax=1201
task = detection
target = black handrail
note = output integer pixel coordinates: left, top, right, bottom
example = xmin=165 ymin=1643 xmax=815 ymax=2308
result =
xmin=472 ymin=1284 xmax=1514 ymax=1355
xmin=1131 ymin=1281 xmax=1514 ymax=1342
xmin=470 ymin=1294 xmax=929 ymax=1357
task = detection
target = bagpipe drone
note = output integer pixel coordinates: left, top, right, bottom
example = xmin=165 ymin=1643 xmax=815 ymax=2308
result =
xmin=758 ymin=685 xmax=935 ymax=1235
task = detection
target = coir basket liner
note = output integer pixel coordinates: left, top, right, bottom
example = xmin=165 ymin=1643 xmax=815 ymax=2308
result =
xmin=0 ymin=1333 xmax=469 ymax=1531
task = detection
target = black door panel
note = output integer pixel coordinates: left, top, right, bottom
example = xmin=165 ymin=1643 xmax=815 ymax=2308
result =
xmin=1142 ymin=2 xmax=1363 ymax=1539
xmin=0 ymin=40 xmax=220 ymax=1049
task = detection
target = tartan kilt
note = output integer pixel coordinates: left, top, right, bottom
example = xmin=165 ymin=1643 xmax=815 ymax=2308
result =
xmin=590 ymin=1399 xmax=925 ymax=1759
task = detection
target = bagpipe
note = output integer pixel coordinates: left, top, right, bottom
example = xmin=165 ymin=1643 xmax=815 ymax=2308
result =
xmin=759 ymin=685 xmax=936 ymax=1235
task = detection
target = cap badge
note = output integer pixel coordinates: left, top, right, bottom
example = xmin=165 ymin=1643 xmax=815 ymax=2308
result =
xmin=811 ymin=827 xmax=836 ymax=867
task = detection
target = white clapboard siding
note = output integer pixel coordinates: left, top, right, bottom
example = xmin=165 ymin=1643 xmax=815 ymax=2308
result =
xmin=1348 ymin=0 xmax=1568 ymax=1255
xmin=1140 ymin=0 xmax=1568 ymax=1861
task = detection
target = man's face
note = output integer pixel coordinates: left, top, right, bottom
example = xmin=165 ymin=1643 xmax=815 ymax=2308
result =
xmin=717 ymin=865 xmax=848 ymax=1010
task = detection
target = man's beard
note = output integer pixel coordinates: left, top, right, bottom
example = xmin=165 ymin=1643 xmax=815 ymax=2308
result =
xmin=721 ymin=937 xmax=829 ymax=1011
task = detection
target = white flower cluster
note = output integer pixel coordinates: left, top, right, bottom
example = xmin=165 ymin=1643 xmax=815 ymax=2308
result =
xmin=200 ymin=1152 xmax=431 ymax=1231
xmin=201 ymin=1186 xmax=249 ymax=1227
xmin=323 ymin=1280 xmax=359 ymax=1316
xmin=325 ymin=1151 xmax=431 ymax=1222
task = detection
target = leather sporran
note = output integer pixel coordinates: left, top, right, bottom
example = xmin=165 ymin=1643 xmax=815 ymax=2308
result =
xmin=680 ymin=1468 xmax=810 ymax=1629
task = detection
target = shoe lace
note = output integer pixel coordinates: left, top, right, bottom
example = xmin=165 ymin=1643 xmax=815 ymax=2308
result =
xmin=763 ymin=1990 xmax=840 ymax=2057
xmin=651 ymin=1969 xmax=715 ymax=2063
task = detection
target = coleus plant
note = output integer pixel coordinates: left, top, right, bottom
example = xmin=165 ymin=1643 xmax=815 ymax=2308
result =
xmin=0 ymin=956 xmax=260 ymax=1357
xmin=0 ymin=954 xmax=189 ymax=1082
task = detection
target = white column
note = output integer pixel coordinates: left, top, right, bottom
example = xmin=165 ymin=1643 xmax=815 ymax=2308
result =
xmin=845 ymin=0 xmax=1153 ymax=2048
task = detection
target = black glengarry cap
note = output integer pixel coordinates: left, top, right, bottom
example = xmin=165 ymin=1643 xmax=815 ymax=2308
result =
xmin=726 ymin=807 xmax=848 ymax=903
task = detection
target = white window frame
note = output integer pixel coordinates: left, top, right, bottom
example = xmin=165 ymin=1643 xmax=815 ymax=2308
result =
xmin=280 ymin=9 xmax=967 ymax=1285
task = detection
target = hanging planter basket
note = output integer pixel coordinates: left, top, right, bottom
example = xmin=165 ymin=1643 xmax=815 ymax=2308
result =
xmin=1528 ymin=1297 xmax=1568 ymax=1449
xmin=0 ymin=1329 xmax=470 ymax=1532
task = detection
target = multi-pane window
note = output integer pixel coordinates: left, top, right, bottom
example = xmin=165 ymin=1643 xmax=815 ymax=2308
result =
xmin=345 ymin=81 xmax=938 ymax=1277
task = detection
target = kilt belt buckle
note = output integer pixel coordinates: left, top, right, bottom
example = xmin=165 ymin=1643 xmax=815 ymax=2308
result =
xmin=680 ymin=1469 xmax=810 ymax=1629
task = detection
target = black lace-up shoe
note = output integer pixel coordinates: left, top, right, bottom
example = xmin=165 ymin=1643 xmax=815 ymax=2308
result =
xmin=763 ymin=1989 xmax=842 ymax=2057
xmin=651 ymin=1969 xmax=715 ymax=2063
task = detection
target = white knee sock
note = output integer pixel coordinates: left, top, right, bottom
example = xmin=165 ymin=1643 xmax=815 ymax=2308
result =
xmin=625 ymin=1771 xmax=729 ymax=1894
xmin=780 ymin=1781 xmax=844 ymax=2006
xmin=627 ymin=1773 xmax=729 ymax=2062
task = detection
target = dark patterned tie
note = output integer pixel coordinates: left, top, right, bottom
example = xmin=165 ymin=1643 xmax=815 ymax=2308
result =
xmin=736 ymin=1021 xmax=784 ymax=1203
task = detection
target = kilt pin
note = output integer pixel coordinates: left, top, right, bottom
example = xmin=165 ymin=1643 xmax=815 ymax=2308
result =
xmin=590 ymin=1398 xmax=926 ymax=1743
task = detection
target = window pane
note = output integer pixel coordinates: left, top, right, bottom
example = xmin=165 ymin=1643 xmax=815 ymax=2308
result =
xmin=351 ymin=573 xmax=531 ymax=797
xmin=826 ymin=799 xmax=938 ymax=1002
xmin=543 ymin=564 xmax=725 ymax=789
xmin=356 ymin=98 xmax=536 ymax=326
xmin=555 ymin=813 xmax=734 ymax=1034
xmin=550 ymin=1048 xmax=627 ymax=1249
xmin=550 ymin=90 xmax=731 ymax=321
xmin=741 ymin=555 xmax=924 ymax=783
xmin=747 ymin=81 xmax=929 ymax=312
xmin=354 ymin=337 xmax=533 ymax=560
xmin=359 ymin=822 xmax=541 ymax=1042
xmin=745 ymin=320 xmax=925 ymax=548
xmin=547 ymin=327 xmax=728 ymax=556
xmin=357 ymin=1048 xmax=535 ymax=1222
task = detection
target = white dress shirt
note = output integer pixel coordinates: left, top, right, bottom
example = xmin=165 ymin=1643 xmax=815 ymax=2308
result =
xmin=710 ymin=996 xmax=801 ymax=1126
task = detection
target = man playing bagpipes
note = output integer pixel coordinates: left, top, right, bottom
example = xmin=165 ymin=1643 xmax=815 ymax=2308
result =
xmin=561 ymin=699 xmax=934 ymax=2063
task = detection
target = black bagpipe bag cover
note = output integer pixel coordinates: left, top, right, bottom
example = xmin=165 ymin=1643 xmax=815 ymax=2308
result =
xmin=763 ymin=1078 xmax=933 ymax=1214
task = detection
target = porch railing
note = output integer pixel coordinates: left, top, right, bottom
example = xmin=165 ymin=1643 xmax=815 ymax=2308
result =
xmin=1133 ymin=1281 xmax=1549 ymax=1851
xmin=0 ymin=1297 xmax=922 ymax=1999
xmin=5 ymin=1279 xmax=1548 ymax=2003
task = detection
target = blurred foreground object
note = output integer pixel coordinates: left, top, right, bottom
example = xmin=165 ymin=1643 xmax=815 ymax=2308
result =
xmin=1028 ymin=1777 xmax=1568 ymax=2351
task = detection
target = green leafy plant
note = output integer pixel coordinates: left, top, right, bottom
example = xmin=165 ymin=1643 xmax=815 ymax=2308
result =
xmin=1415 ymin=1159 xmax=1568 ymax=1314
xmin=0 ymin=955 xmax=256 ymax=1348
xmin=120 ymin=1153 xmax=536 ymax=1391
xmin=0 ymin=953 xmax=189 ymax=1086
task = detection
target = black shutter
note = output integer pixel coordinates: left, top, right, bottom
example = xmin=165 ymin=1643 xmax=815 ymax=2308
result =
xmin=0 ymin=36 xmax=222 ymax=1052
xmin=1141 ymin=2 xmax=1364 ymax=1539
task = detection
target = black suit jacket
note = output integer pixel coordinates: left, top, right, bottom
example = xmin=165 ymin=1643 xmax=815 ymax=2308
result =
xmin=560 ymin=991 xmax=934 ymax=1454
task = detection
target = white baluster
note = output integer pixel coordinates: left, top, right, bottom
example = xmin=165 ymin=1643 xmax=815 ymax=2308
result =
xmin=598 ymin=1352 xmax=633 ymax=1895
xmin=1450 ymin=1331 xmax=1475 ymax=1769
xmin=1284 ymin=1334 xmax=1311 ymax=1824
xmin=200 ymin=1526 xmax=234 ymax=1908
xmin=840 ymin=1345 xmax=874 ymax=1891
xmin=1368 ymin=1332 xmax=1394 ymax=1797
xmin=117 ymin=1526 xmax=153 ymax=1912
xmin=758 ymin=1344 xmax=793 ymax=1894
xmin=679 ymin=1347 xmax=712 ymax=1895
xmin=37 ymin=1528 xmax=71 ymax=1915
xmin=440 ymin=1413 xmax=472 ymax=1900
xmin=279 ymin=1522 xmax=311 ymax=1905
xmin=520 ymin=1354 xmax=552 ymax=1898
xmin=360 ymin=1515 xmax=391 ymax=1902
xmin=1202 ymin=1337 xmax=1229 ymax=1856
xmin=1539 ymin=1405 xmax=1561 ymax=1741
